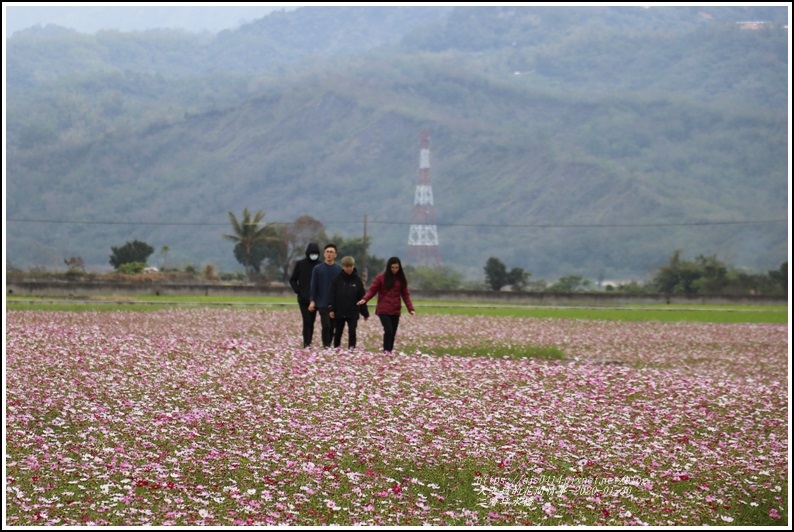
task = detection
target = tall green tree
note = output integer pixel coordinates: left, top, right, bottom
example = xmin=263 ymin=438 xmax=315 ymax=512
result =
xmin=506 ymin=266 xmax=530 ymax=292
xmin=767 ymin=261 xmax=787 ymax=294
xmin=109 ymin=239 xmax=154 ymax=269
xmin=160 ymin=245 xmax=170 ymax=270
xmin=692 ymin=254 xmax=728 ymax=294
xmin=653 ymin=250 xmax=702 ymax=295
xmin=232 ymin=238 xmax=274 ymax=275
xmin=224 ymin=209 xmax=276 ymax=279
xmin=484 ymin=257 xmax=508 ymax=291
xmin=484 ymin=257 xmax=530 ymax=291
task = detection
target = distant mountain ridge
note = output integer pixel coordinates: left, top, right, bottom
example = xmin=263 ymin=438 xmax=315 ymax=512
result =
xmin=5 ymin=6 xmax=789 ymax=281
xmin=4 ymin=5 xmax=291 ymax=35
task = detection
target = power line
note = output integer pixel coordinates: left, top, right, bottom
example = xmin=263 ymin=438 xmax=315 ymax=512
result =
xmin=376 ymin=220 xmax=788 ymax=228
xmin=5 ymin=218 xmax=787 ymax=228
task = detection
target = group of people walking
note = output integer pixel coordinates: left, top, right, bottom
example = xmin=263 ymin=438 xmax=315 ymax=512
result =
xmin=289 ymin=242 xmax=415 ymax=353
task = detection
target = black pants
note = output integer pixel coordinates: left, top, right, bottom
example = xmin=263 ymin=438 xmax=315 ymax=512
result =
xmin=318 ymin=308 xmax=335 ymax=348
xmin=378 ymin=314 xmax=401 ymax=352
xmin=333 ymin=315 xmax=359 ymax=348
xmin=298 ymin=300 xmax=317 ymax=347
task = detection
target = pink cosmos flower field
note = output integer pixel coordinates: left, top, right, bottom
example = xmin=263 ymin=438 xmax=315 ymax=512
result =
xmin=5 ymin=309 xmax=789 ymax=526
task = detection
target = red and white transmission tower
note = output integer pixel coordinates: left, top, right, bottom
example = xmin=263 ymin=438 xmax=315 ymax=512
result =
xmin=406 ymin=130 xmax=441 ymax=266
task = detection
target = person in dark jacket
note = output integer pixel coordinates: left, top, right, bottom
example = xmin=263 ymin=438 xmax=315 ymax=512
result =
xmin=289 ymin=242 xmax=321 ymax=348
xmin=328 ymin=256 xmax=370 ymax=349
xmin=357 ymin=256 xmax=415 ymax=354
xmin=309 ymin=243 xmax=342 ymax=348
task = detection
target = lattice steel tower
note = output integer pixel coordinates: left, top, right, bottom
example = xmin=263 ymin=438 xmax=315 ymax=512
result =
xmin=407 ymin=130 xmax=441 ymax=266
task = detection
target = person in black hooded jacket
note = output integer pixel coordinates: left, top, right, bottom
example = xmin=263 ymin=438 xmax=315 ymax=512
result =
xmin=289 ymin=242 xmax=321 ymax=348
xmin=328 ymin=256 xmax=369 ymax=349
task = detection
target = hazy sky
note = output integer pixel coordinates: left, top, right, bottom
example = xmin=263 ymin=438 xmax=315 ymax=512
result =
xmin=7 ymin=3 xmax=758 ymax=37
xmin=3 ymin=3 xmax=303 ymax=35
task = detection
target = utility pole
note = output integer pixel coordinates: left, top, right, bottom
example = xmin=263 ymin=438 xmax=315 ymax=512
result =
xmin=362 ymin=214 xmax=368 ymax=284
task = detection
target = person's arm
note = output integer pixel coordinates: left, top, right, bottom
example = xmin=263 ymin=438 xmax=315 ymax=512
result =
xmin=328 ymin=276 xmax=338 ymax=318
xmin=358 ymin=274 xmax=381 ymax=305
xmin=357 ymin=280 xmax=369 ymax=319
xmin=309 ymin=267 xmax=318 ymax=311
xmin=401 ymin=282 xmax=416 ymax=315
xmin=289 ymin=262 xmax=301 ymax=294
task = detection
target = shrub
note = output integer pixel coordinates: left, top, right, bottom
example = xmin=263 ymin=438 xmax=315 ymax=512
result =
xmin=118 ymin=262 xmax=146 ymax=274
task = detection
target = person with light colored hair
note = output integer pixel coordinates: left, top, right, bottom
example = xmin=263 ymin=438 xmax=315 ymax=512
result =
xmin=328 ymin=256 xmax=369 ymax=349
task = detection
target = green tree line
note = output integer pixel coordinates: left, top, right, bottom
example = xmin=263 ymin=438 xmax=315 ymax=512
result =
xmin=96 ymin=211 xmax=787 ymax=298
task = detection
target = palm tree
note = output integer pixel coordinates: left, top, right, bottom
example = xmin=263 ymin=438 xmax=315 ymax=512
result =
xmin=224 ymin=209 xmax=274 ymax=279
xmin=160 ymin=245 xmax=170 ymax=270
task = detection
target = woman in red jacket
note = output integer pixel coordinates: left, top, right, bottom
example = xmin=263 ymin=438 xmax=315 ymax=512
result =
xmin=357 ymin=256 xmax=416 ymax=353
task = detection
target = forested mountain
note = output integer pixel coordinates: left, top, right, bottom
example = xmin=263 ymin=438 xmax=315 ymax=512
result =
xmin=4 ymin=5 xmax=287 ymax=35
xmin=5 ymin=6 xmax=789 ymax=281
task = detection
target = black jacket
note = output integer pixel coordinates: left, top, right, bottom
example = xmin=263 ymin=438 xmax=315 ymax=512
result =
xmin=289 ymin=243 xmax=321 ymax=304
xmin=328 ymin=268 xmax=370 ymax=319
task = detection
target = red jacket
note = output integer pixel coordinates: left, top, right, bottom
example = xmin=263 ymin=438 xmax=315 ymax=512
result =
xmin=362 ymin=272 xmax=414 ymax=316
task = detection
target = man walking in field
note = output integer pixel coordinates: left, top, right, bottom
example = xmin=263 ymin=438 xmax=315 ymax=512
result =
xmin=309 ymin=243 xmax=342 ymax=349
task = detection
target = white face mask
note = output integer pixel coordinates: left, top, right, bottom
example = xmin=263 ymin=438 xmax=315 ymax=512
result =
xmin=309 ymin=253 xmax=319 ymax=261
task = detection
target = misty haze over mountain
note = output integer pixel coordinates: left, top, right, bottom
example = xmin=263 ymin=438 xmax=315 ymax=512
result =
xmin=4 ymin=4 xmax=789 ymax=283
xmin=4 ymin=4 xmax=296 ymax=35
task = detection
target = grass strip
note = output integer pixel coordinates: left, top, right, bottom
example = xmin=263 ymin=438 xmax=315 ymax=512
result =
xmin=5 ymin=296 xmax=788 ymax=324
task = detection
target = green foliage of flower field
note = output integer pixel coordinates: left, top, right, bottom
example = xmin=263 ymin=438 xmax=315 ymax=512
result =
xmin=5 ymin=308 xmax=789 ymax=525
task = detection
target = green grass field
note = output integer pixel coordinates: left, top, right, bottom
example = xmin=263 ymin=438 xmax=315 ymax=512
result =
xmin=5 ymin=294 xmax=788 ymax=324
